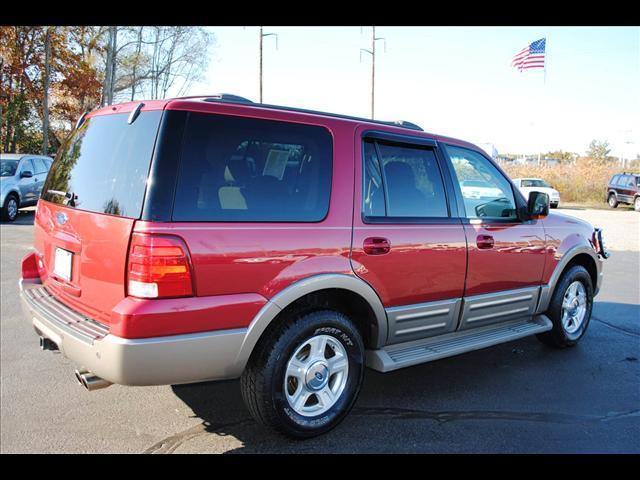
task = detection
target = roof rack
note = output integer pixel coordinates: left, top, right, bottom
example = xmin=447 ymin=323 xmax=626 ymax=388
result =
xmin=198 ymin=94 xmax=424 ymax=132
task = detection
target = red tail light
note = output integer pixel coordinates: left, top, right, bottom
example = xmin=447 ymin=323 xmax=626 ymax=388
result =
xmin=127 ymin=233 xmax=194 ymax=298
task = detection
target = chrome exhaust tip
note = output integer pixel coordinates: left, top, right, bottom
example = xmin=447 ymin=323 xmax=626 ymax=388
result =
xmin=39 ymin=336 xmax=59 ymax=351
xmin=74 ymin=369 xmax=112 ymax=391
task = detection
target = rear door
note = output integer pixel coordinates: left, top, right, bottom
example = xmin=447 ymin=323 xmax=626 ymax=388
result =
xmin=34 ymin=109 xmax=162 ymax=325
xmin=442 ymin=145 xmax=546 ymax=330
xmin=31 ymin=157 xmax=49 ymax=200
xmin=351 ymin=130 xmax=467 ymax=344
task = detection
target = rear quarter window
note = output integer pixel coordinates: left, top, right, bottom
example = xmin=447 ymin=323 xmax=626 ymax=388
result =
xmin=172 ymin=113 xmax=333 ymax=222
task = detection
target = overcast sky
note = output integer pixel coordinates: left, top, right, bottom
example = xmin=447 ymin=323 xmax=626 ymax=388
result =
xmin=176 ymin=26 xmax=639 ymax=158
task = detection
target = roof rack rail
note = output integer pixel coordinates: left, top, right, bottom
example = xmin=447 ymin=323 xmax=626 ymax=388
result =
xmin=191 ymin=94 xmax=424 ymax=132
xmin=203 ymin=94 xmax=254 ymax=104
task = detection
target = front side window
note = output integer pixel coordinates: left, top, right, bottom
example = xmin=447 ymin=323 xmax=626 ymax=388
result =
xmin=20 ymin=159 xmax=34 ymax=175
xmin=172 ymin=113 xmax=332 ymax=222
xmin=447 ymin=145 xmax=517 ymax=220
xmin=362 ymin=139 xmax=449 ymax=219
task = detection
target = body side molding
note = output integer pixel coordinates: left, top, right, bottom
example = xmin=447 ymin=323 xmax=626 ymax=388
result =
xmin=231 ymin=273 xmax=389 ymax=375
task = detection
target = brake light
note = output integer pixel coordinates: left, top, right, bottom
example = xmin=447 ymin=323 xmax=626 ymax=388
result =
xmin=127 ymin=233 xmax=194 ymax=298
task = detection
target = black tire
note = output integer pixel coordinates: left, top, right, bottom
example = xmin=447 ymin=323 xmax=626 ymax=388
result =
xmin=536 ymin=264 xmax=593 ymax=348
xmin=1 ymin=193 xmax=19 ymax=222
xmin=634 ymin=196 xmax=640 ymax=212
xmin=240 ymin=309 xmax=365 ymax=438
xmin=608 ymin=193 xmax=618 ymax=208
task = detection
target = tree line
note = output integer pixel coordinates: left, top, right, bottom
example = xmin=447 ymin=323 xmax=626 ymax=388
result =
xmin=0 ymin=26 xmax=214 ymax=155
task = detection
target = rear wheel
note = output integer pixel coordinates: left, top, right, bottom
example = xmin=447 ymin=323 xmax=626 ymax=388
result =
xmin=240 ymin=309 xmax=365 ymax=438
xmin=634 ymin=196 xmax=640 ymax=212
xmin=1 ymin=194 xmax=19 ymax=222
xmin=608 ymin=193 xmax=618 ymax=208
xmin=537 ymin=265 xmax=593 ymax=348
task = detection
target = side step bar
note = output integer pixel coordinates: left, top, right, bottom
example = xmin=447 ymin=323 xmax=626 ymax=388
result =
xmin=366 ymin=315 xmax=552 ymax=372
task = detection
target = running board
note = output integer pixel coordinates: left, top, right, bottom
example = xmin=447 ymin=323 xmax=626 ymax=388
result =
xmin=366 ymin=315 xmax=553 ymax=372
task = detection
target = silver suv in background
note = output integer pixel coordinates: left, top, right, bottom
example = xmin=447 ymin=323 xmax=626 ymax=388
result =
xmin=1 ymin=154 xmax=53 ymax=222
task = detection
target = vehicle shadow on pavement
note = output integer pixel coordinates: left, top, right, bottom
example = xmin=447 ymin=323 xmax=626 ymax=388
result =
xmin=162 ymin=306 xmax=640 ymax=454
xmin=0 ymin=210 xmax=35 ymax=226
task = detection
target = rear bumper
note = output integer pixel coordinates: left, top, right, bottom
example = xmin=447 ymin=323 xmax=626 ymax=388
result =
xmin=20 ymin=278 xmax=247 ymax=386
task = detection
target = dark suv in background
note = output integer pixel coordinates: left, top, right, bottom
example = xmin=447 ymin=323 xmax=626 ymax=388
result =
xmin=606 ymin=172 xmax=639 ymax=211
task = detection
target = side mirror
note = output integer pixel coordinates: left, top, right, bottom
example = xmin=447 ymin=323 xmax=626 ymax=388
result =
xmin=527 ymin=191 xmax=549 ymax=220
xmin=20 ymin=170 xmax=33 ymax=178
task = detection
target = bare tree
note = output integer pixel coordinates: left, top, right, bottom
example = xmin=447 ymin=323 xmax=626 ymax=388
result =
xmin=42 ymin=26 xmax=51 ymax=155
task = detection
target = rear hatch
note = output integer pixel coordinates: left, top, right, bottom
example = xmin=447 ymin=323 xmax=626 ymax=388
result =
xmin=33 ymin=108 xmax=163 ymax=325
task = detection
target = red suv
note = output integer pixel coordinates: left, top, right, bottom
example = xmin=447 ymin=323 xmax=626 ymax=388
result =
xmin=20 ymin=95 xmax=608 ymax=438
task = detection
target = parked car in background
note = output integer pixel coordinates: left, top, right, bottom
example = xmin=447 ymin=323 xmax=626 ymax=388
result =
xmin=1 ymin=153 xmax=53 ymax=221
xmin=606 ymin=172 xmax=639 ymax=211
xmin=513 ymin=178 xmax=561 ymax=208
xmin=19 ymin=95 xmax=607 ymax=438
xmin=460 ymin=179 xmax=504 ymax=199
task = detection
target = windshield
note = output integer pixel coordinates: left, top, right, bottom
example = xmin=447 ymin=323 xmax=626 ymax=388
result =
xmin=0 ymin=160 xmax=19 ymax=177
xmin=41 ymin=111 xmax=162 ymax=218
xmin=521 ymin=179 xmax=550 ymax=188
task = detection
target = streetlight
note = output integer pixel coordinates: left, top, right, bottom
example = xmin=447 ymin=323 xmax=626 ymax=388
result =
xmin=259 ymin=26 xmax=278 ymax=103
xmin=360 ymin=26 xmax=386 ymax=119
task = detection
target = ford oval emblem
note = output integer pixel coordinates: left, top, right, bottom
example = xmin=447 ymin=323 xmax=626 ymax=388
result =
xmin=56 ymin=212 xmax=68 ymax=225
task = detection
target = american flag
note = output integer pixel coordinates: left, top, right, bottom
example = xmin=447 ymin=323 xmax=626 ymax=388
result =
xmin=511 ymin=38 xmax=546 ymax=71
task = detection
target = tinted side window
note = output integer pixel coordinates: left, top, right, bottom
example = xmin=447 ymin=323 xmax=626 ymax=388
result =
xmin=611 ymin=175 xmax=620 ymax=186
xmin=363 ymin=141 xmax=385 ymax=217
xmin=20 ymin=159 xmax=34 ymax=174
xmin=626 ymin=175 xmax=636 ymax=187
xmin=172 ymin=113 xmax=332 ymax=222
xmin=362 ymin=139 xmax=448 ymax=219
xmin=32 ymin=158 xmax=48 ymax=174
xmin=447 ymin=145 xmax=517 ymax=220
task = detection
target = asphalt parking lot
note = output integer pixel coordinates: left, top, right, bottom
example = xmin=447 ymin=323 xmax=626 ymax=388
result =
xmin=1 ymin=207 xmax=638 ymax=453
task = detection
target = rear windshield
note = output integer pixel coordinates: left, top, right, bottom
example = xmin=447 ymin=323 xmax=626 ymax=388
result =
xmin=41 ymin=111 xmax=162 ymax=218
xmin=172 ymin=113 xmax=332 ymax=222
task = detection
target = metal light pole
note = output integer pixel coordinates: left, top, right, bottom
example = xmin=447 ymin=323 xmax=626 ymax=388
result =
xmin=360 ymin=26 xmax=386 ymax=119
xmin=259 ymin=27 xmax=278 ymax=103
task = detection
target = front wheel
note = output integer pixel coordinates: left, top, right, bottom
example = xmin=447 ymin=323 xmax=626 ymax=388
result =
xmin=240 ymin=310 xmax=365 ymax=438
xmin=537 ymin=265 xmax=593 ymax=348
xmin=634 ymin=196 xmax=640 ymax=212
xmin=1 ymin=194 xmax=19 ymax=222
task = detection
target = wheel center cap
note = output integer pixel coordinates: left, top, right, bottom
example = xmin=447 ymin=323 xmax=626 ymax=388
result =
xmin=305 ymin=361 xmax=329 ymax=391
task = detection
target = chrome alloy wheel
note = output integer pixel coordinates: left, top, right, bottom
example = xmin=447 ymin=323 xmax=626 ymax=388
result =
xmin=7 ymin=197 xmax=18 ymax=220
xmin=284 ymin=334 xmax=349 ymax=417
xmin=561 ymin=281 xmax=587 ymax=334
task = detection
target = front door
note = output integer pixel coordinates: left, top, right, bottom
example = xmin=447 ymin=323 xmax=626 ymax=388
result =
xmin=18 ymin=158 xmax=36 ymax=204
xmin=443 ymin=145 xmax=547 ymax=330
xmin=351 ymin=130 xmax=467 ymax=345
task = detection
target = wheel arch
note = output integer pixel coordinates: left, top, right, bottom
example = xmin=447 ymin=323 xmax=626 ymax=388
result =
xmin=537 ymin=245 xmax=601 ymax=314
xmin=232 ymin=274 xmax=388 ymax=374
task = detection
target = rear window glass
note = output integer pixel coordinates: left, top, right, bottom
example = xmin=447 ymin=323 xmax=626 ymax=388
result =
xmin=41 ymin=112 xmax=161 ymax=218
xmin=172 ymin=113 xmax=332 ymax=222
